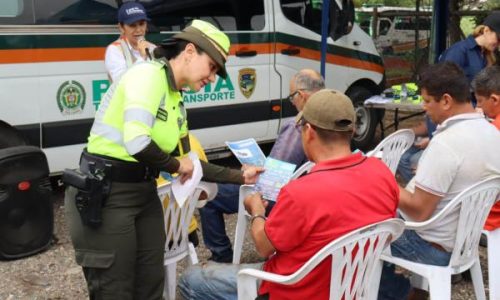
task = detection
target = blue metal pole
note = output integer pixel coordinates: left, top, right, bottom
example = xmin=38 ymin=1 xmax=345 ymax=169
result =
xmin=430 ymin=0 xmax=449 ymax=63
xmin=320 ymin=0 xmax=330 ymax=79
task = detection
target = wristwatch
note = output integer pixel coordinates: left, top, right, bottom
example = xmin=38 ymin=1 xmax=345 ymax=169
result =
xmin=250 ymin=214 xmax=267 ymax=225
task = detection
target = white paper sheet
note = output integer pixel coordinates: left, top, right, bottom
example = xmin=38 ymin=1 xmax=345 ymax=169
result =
xmin=172 ymin=152 xmax=203 ymax=207
xmin=364 ymin=95 xmax=393 ymax=104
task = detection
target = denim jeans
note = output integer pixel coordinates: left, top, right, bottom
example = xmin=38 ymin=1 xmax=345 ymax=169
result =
xmin=378 ymin=229 xmax=452 ymax=300
xmin=199 ymin=183 xmax=274 ymax=260
xmin=199 ymin=183 xmax=240 ymax=259
xmin=396 ymin=146 xmax=423 ymax=184
xmin=178 ymin=261 xmax=263 ymax=300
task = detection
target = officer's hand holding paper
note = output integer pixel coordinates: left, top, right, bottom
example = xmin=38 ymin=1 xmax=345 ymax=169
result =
xmin=172 ymin=152 xmax=202 ymax=207
xmin=177 ymin=156 xmax=194 ymax=183
xmin=241 ymin=164 xmax=265 ymax=184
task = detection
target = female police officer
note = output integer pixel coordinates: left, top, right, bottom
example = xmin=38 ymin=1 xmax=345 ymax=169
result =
xmin=65 ymin=20 xmax=260 ymax=299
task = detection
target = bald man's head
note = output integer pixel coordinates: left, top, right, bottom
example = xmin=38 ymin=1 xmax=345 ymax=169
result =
xmin=288 ymin=69 xmax=325 ymax=111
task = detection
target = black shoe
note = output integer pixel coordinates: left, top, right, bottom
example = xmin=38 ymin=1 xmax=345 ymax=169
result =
xmin=479 ymin=233 xmax=488 ymax=247
xmin=208 ymin=252 xmax=233 ymax=263
xmin=188 ymin=231 xmax=199 ymax=248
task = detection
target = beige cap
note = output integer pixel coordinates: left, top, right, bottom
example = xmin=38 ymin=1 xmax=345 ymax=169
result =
xmin=296 ymin=89 xmax=356 ymax=132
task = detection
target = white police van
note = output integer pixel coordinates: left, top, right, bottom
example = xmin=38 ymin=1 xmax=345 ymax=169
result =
xmin=356 ymin=5 xmax=432 ymax=54
xmin=0 ymin=0 xmax=385 ymax=174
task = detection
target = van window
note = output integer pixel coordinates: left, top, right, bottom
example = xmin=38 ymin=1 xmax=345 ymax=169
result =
xmin=147 ymin=0 xmax=265 ymax=31
xmin=331 ymin=0 xmax=355 ymax=40
xmin=280 ymin=0 xmax=323 ymax=34
xmin=0 ymin=0 xmax=24 ymax=17
xmin=31 ymin=0 xmax=265 ymax=30
xmin=379 ymin=19 xmax=391 ymax=35
xmin=394 ymin=16 xmax=431 ymax=31
xmin=34 ymin=0 xmax=117 ymax=24
xmin=0 ymin=0 xmax=34 ymax=24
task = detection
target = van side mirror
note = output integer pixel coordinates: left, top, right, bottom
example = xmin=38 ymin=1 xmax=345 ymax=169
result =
xmin=330 ymin=0 xmax=355 ymax=41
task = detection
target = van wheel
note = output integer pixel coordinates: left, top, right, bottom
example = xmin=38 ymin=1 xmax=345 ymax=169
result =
xmin=347 ymin=87 xmax=381 ymax=150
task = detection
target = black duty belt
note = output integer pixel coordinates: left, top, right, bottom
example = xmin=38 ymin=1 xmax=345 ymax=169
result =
xmin=80 ymin=150 xmax=159 ymax=183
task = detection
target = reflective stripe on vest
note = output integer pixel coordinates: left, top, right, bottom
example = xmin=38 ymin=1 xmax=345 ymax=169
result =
xmin=87 ymin=61 xmax=186 ymax=161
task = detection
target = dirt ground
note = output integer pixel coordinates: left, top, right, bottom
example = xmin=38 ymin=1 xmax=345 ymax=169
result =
xmin=0 ymin=115 xmax=491 ymax=299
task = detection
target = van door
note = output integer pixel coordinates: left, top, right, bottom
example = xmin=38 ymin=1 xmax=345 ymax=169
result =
xmin=152 ymin=0 xmax=274 ymax=151
xmin=374 ymin=17 xmax=393 ymax=52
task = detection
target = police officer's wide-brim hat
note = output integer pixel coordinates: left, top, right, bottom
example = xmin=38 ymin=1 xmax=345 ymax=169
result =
xmin=173 ymin=20 xmax=230 ymax=79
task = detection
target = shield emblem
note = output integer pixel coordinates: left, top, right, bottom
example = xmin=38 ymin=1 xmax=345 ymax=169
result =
xmin=238 ymin=68 xmax=256 ymax=99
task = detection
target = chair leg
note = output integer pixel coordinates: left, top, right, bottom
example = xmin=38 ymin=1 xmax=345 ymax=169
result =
xmin=427 ymin=271 xmax=451 ymax=300
xmin=486 ymin=229 xmax=500 ymax=300
xmin=410 ymin=274 xmax=429 ymax=291
xmin=164 ymin=263 xmax=177 ymax=300
xmin=188 ymin=242 xmax=199 ymax=265
xmin=233 ymin=215 xmax=248 ymax=264
xmin=469 ymin=257 xmax=486 ymax=300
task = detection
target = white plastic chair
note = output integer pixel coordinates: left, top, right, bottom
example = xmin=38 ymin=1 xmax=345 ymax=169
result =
xmin=232 ymin=161 xmax=315 ymax=264
xmin=366 ymin=129 xmax=415 ymax=174
xmin=483 ymin=226 xmax=500 ymax=300
xmin=158 ymin=181 xmax=218 ymax=300
xmin=237 ymin=218 xmax=405 ymax=300
xmin=381 ymin=176 xmax=500 ymax=300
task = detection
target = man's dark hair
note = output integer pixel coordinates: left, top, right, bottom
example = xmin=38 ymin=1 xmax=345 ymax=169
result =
xmin=309 ymin=124 xmax=352 ymax=145
xmin=418 ymin=62 xmax=470 ymax=103
xmin=472 ymin=66 xmax=500 ymax=98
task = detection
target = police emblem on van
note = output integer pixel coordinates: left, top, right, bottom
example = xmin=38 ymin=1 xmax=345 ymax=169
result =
xmin=238 ymin=68 xmax=256 ymax=99
xmin=57 ymin=80 xmax=86 ymax=115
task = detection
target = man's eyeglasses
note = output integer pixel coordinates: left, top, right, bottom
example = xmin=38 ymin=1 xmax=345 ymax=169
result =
xmin=286 ymin=89 xmax=307 ymax=102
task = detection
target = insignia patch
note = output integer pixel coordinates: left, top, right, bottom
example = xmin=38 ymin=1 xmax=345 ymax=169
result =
xmin=57 ymin=80 xmax=86 ymax=115
xmin=238 ymin=68 xmax=256 ymax=99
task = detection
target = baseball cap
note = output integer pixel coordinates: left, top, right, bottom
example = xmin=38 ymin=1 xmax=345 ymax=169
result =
xmin=296 ymin=89 xmax=356 ymax=132
xmin=483 ymin=12 xmax=500 ymax=36
xmin=118 ymin=2 xmax=150 ymax=25
xmin=172 ymin=20 xmax=230 ymax=78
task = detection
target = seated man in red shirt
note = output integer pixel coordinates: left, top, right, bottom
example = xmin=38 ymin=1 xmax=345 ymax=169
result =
xmin=178 ymin=89 xmax=399 ymax=300
xmin=472 ymin=66 xmax=500 ymax=232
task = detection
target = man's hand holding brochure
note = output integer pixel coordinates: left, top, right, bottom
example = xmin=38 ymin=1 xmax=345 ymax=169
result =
xmin=226 ymin=138 xmax=296 ymax=201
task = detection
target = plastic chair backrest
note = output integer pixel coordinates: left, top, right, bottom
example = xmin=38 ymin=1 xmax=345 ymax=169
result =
xmin=158 ymin=183 xmax=203 ymax=259
xmin=237 ymin=219 xmax=404 ymax=300
xmin=329 ymin=219 xmax=404 ymax=299
xmin=448 ymin=176 xmax=500 ymax=269
xmin=404 ymin=176 xmax=500 ymax=270
xmin=367 ymin=129 xmax=415 ymax=174
xmin=291 ymin=161 xmax=315 ymax=180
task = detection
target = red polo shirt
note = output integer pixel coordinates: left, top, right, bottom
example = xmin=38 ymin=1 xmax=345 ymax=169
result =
xmin=485 ymin=116 xmax=500 ymax=231
xmin=259 ymin=153 xmax=399 ymax=300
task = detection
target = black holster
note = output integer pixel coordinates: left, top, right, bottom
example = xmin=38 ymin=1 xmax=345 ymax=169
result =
xmin=63 ymin=162 xmax=111 ymax=229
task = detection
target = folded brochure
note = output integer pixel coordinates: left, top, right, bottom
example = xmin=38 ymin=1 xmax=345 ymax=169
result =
xmin=226 ymin=138 xmax=296 ymax=201
xmin=255 ymin=157 xmax=296 ymax=201
xmin=226 ymin=138 xmax=266 ymax=166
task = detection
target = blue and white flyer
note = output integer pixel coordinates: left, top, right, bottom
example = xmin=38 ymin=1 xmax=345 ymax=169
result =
xmin=255 ymin=157 xmax=296 ymax=202
xmin=226 ymin=138 xmax=266 ymax=166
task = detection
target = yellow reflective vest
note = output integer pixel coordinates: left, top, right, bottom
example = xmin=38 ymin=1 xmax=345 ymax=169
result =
xmin=88 ymin=60 xmax=187 ymax=160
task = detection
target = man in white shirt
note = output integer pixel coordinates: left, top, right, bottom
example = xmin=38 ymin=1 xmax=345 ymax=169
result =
xmin=379 ymin=61 xmax=500 ymax=299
